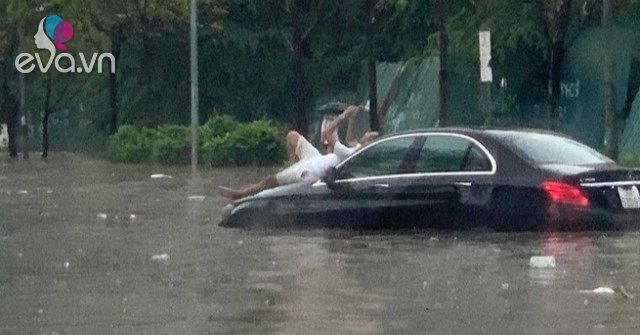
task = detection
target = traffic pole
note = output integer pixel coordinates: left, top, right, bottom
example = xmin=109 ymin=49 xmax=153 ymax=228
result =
xmin=190 ymin=0 xmax=199 ymax=173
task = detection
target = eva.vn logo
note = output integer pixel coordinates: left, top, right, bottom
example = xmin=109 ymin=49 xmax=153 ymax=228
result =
xmin=15 ymin=15 xmax=115 ymax=74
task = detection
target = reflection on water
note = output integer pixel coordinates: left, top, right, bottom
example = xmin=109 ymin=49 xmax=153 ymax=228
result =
xmin=1 ymin=154 xmax=640 ymax=334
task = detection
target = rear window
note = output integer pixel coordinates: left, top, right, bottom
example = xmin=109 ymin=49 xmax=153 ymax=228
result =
xmin=493 ymin=132 xmax=613 ymax=165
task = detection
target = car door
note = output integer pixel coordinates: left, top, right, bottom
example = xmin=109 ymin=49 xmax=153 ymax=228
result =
xmin=404 ymin=134 xmax=496 ymax=228
xmin=317 ymin=134 xmax=423 ymax=228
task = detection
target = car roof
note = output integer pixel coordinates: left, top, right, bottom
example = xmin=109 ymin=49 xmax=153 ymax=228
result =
xmin=381 ymin=127 xmax=572 ymax=142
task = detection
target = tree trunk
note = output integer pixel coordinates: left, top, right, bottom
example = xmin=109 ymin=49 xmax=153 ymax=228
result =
xmin=544 ymin=0 xmax=573 ymax=129
xmin=292 ymin=48 xmax=308 ymax=134
xmin=1 ymin=36 xmax=19 ymax=158
xmin=548 ymin=40 xmax=565 ymax=128
xmin=601 ymin=0 xmax=617 ymax=157
xmin=42 ymin=75 xmax=52 ymax=159
xmin=366 ymin=23 xmax=379 ymax=132
xmin=108 ymin=26 xmax=123 ymax=135
xmin=291 ymin=1 xmax=308 ymax=135
xmin=436 ymin=0 xmax=449 ymax=127
xmin=4 ymin=91 xmax=19 ymax=158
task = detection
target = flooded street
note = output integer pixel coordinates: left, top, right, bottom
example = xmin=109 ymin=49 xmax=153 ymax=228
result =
xmin=2 ymin=154 xmax=640 ymax=334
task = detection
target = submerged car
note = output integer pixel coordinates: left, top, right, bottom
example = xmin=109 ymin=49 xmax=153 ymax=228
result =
xmin=219 ymin=128 xmax=640 ymax=231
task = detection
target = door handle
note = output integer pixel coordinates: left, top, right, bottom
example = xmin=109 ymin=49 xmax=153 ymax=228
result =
xmin=374 ymin=183 xmax=389 ymax=188
xmin=455 ymin=182 xmax=472 ymax=187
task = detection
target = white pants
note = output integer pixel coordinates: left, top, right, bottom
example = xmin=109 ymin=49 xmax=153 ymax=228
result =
xmin=276 ymin=136 xmax=322 ymax=185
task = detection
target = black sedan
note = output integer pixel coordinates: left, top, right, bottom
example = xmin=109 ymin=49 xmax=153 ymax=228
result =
xmin=219 ymin=128 xmax=640 ymax=231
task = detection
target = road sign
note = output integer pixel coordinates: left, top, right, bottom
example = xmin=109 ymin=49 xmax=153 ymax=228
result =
xmin=479 ymin=31 xmax=493 ymax=83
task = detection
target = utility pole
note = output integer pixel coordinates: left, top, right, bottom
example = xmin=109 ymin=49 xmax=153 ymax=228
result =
xmin=19 ymin=27 xmax=28 ymax=159
xmin=190 ymin=0 xmax=199 ymax=173
xmin=602 ymin=0 xmax=616 ymax=157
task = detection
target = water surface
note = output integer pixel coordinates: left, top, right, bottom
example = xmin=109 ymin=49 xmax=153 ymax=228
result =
xmin=1 ymin=154 xmax=640 ymax=334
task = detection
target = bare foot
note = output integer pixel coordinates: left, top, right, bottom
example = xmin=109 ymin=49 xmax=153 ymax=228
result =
xmin=218 ymin=186 xmax=243 ymax=200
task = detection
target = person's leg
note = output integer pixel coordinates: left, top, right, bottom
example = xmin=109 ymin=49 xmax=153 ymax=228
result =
xmin=218 ymin=175 xmax=279 ymax=200
xmin=219 ymin=133 xmax=319 ymax=201
xmin=286 ymin=131 xmax=302 ymax=163
xmin=294 ymin=132 xmax=321 ymax=160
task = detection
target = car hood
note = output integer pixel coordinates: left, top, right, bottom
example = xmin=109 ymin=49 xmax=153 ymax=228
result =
xmin=233 ymin=181 xmax=320 ymax=205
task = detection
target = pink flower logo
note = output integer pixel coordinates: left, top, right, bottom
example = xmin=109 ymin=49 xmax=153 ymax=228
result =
xmin=41 ymin=15 xmax=74 ymax=52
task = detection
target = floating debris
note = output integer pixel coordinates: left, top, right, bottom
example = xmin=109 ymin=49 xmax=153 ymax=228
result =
xmin=97 ymin=213 xmax=108 ymax=220
xmin=579 ymin=287 xmax=615 ymax=294
xmin=188 ymin=195 xmax=206 ymax=201
xmin=129 ymin=214 xmax=137 ymax=221
xmin=237 ymin=240 xmax=244 ymax=245
xmin=64 ymin=261 xmax=70 ymax=269
xmin=592 ymin=287 xmax=615 ymax=294
xmin=501 ymin=283 xmax=510 ymax=290
xmin=151 ymin=174 xmax=173 ymax=179
xmin=151 ymin=254 xmax=170 ymax=261
xmin=529 ymin=256 xmax=556 ymax=268
xmin=17 ymin=190 xmax=28 ymax=195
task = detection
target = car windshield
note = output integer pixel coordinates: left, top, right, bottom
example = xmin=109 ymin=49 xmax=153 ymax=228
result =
xmin=492 ymin=131 xmax=614 ymax=165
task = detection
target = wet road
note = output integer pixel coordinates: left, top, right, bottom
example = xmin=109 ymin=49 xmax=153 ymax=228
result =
xmin=1 ymin=154 xmax=640 ymax=334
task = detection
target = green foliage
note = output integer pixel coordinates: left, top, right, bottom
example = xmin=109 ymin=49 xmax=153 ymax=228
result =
xmin=621 ymin=153 xmax=640 ymax=167
xmin=109 ymin=116 xmax=286 ymax=167
xmin=226 ymin=120 xmax=286 ymax=166
xmin=199 ymin=114 xmax=240 ymax=143
xmin=200 ymin=119 xmax=286 ymax=167
xmin=152 ymin=124 xmax=190 ymax=165
xmin=108 ymin=125 xmax=157 ymax=163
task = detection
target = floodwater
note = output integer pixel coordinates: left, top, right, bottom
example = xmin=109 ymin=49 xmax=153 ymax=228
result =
xmin=2 ymin=154 xmax=640 ymax=335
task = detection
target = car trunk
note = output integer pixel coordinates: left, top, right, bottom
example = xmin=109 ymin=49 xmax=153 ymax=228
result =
xmin=537 ymin=163 xmax=640 ymax=211
xmin=574 ymin=168 xmax=640 ymax=211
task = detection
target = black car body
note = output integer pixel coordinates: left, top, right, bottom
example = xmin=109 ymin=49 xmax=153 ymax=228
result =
xmin=219 ymin=128 xmax=640 ymax=231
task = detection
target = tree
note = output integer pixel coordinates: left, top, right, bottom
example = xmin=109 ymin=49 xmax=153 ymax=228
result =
xmin=540 ymin=0 xmax=573 ymax=128
xmin=435 ymin=0 xmax=449 ymax=126
xmin=340 ymin=0 xmax=406 ymax=131
xmin=73 ymin=0 xmax=191 ymax=134
xmin=0 ymin=33 xmax=19 ymax=158
xmin=0 ymin=0 xmax=42 ymax=158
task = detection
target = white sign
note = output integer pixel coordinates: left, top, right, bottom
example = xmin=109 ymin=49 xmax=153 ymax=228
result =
xmin=479 ymin=31 xmax=493 ymax=83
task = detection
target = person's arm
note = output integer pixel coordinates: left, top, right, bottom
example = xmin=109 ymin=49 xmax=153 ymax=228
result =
xmin=344 ymin=112 xmax=360 ymax=147
xmin=321 ymin=105 xmax=359 ymax=152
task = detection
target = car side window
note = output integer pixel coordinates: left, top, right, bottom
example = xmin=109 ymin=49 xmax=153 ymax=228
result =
xmin=464 ymin=145 xmax=492 ymax=171
xmin=416 ymin=136 xmax=491 ymax=173
xmin=336 ymin=137 xmax=418 ymax=180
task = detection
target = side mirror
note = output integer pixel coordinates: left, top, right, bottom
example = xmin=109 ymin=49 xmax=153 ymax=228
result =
xmin=322 ymin=167 xmax=338 ymax=189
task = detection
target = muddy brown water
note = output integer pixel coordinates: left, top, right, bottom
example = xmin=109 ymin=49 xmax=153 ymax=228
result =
xmin=1 ymin=154 xmax=640 ymax=334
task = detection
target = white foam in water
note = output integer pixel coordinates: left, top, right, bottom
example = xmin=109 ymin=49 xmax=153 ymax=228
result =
xmin=151 ymin=174 xmax=173 ymax=179
xmin=580 ymin=287 xmax=615 ymax=294
xmin=151 ymin=254 xmax=170 ymax=261
xmin=529 ymin=256 xmax=556 ymax=268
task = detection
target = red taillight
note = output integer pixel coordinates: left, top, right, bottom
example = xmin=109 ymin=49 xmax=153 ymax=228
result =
xmin=541 ymin=181 xmax=590 ymax=207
